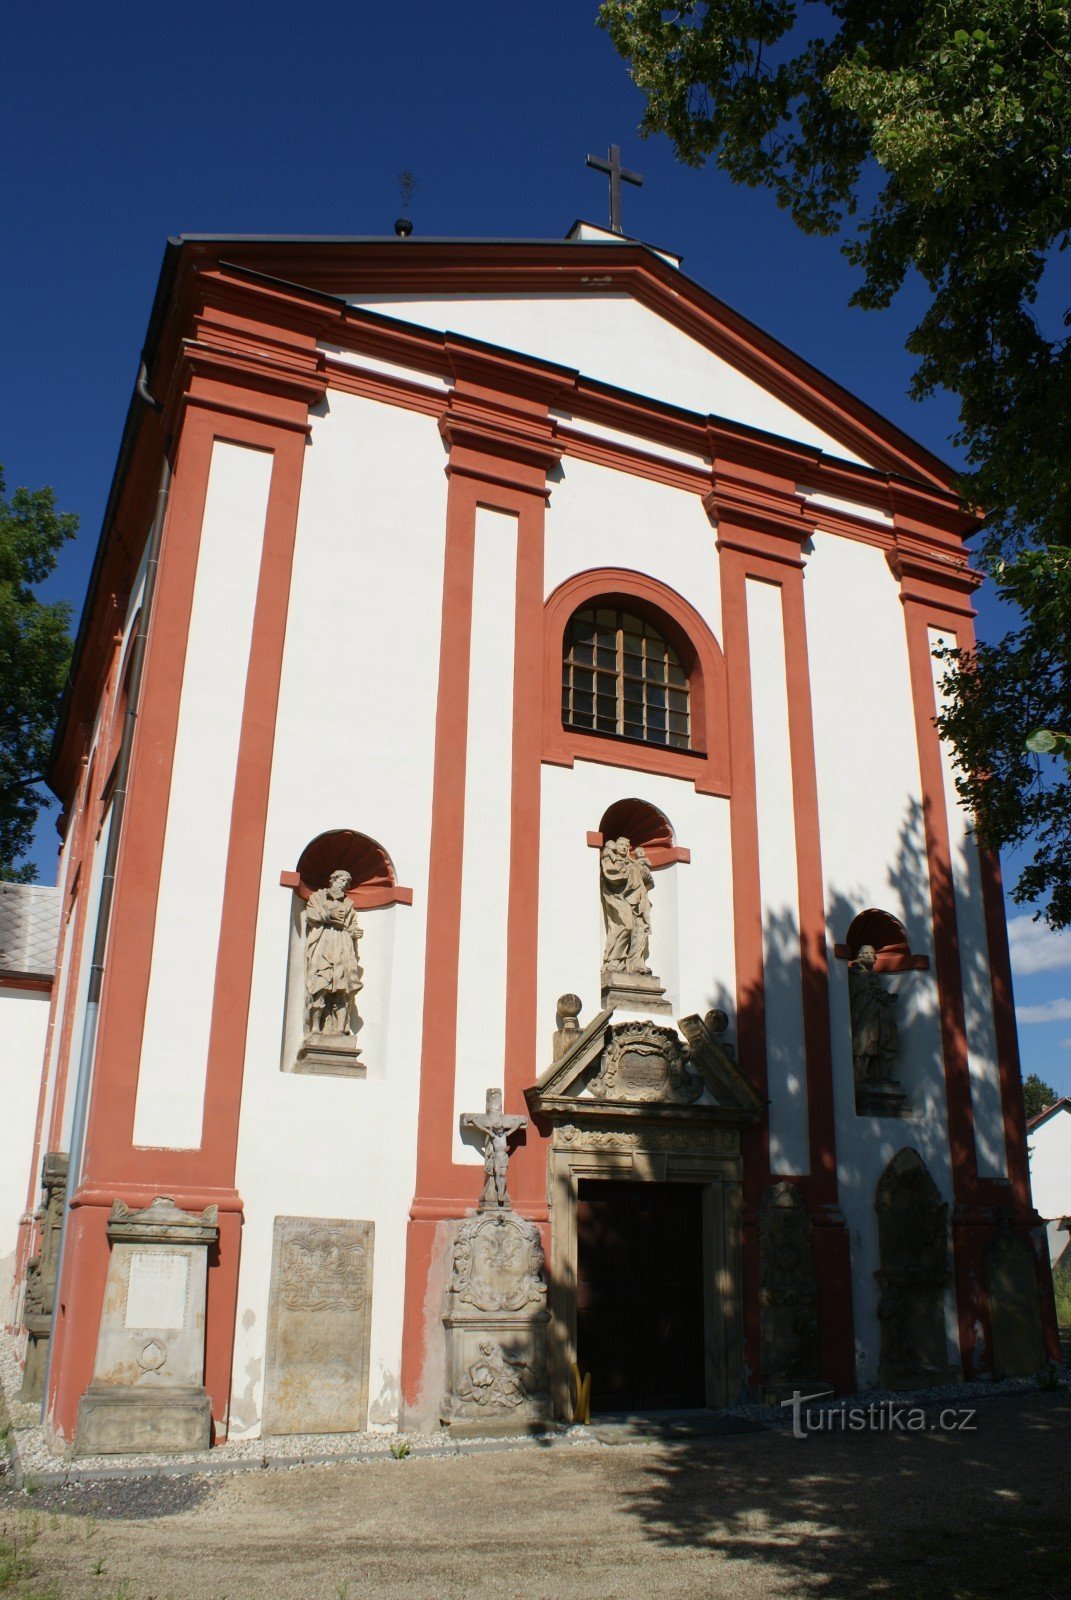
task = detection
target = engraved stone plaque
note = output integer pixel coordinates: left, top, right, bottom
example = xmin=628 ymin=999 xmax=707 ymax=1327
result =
xmin=125 ymin=1252 xmax=189 ymax=1331
xmin=262 ymin=1216 xmax=374 ymax=1436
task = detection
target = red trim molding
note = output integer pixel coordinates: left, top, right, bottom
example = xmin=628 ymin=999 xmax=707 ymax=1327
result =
xmin=278 ymin=871 xmax=414 ymax=909
xmin=586 ymin=832 xmax=691 ymax=868
xmin=543 ymin=568 xmax=730 ymax=796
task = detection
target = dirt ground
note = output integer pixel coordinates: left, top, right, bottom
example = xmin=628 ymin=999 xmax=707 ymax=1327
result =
xmin=2 ymin=1392 xmax=1070 ymax=1600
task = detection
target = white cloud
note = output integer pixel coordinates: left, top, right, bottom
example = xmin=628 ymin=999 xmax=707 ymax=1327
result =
xmin=1061 ymin=1038 xmax=1071 ymax=1050
xmin=1016 ymin=997 xmax=1071 ymax=1025
xmin=1008 ymin=916 xmax=1071 ymax=977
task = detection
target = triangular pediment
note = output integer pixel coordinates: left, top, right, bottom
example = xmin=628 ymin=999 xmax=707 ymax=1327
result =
xmin=526 ymin=1009 xmax=763 ymax=1125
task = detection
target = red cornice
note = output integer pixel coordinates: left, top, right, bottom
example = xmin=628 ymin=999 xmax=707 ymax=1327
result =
xmin=177 ymin=238 xmax=956 ymax=486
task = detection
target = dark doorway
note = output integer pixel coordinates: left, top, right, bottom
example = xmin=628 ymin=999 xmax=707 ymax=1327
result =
xmin=576 ymin=1179 xmax=706 ymax=1412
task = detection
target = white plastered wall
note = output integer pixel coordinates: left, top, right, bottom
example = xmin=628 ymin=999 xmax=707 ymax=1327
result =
xmin=805 ymin=531 xmax=961 ymax=1385
xmin=133 ymin=442 xmax=273 ymax=1150
xmin=452 ymin=508 xmax=520 ymax=1164
xmin=0 ymin=989 xmax=51 ymax=1324
xmin=347 ymin=292 xmax=870 ymax=466
xmin=929 ymin=628 xmax=1009 ymax=1180
xmin=230 ymin=392 xmax=449 ymax=1435
xmin=537 ymin=457 xmax=735 ymax=1058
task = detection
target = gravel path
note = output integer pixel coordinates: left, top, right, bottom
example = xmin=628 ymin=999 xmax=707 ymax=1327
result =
xmin=0 ymin=1390 xmax=1068 ymax=1599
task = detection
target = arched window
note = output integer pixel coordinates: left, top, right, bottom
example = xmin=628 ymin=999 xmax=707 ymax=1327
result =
xmin=562 ymin=605 xmax=690 ymax=749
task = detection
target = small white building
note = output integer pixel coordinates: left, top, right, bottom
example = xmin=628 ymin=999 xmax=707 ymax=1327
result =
xmin=1027 ymin=1098 xmax=1071 ymax=1262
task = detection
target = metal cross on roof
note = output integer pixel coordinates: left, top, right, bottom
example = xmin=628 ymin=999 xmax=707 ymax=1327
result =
xmin=585 ymin=144 xmax=644 ymax=235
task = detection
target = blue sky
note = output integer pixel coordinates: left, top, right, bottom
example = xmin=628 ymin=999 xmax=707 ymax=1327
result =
xmin=3 ymin=2 xmax=1068 ymax=1092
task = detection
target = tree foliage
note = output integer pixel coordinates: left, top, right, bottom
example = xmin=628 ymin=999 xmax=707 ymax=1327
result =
xmin=1023 ymin=1071 xmax=1058 ymax=1119
xmin=0 ymin=466 xmax=76 ymax=881
xmin=600 ymin=1 xmax=1071 ymax=925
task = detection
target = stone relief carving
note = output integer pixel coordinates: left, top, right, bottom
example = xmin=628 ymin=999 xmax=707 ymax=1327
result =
xmin=20 ymin=1152 xmax=69 ymax=1402
xmin=449 ymin=1210 xmax=547 ymax=1314
xmin=759 ymin=1182 xmax=820 ymax=1392
xmin=442 ymin=1087 xmax=549 ymax=1427
xmin=554 ymin=1123 xmax=739 ymax=1155
xmin=278 ymin=1226 xmax=368 ymax=1313
xmin=589 ymin=1020 xmax=704 ymax=1105
xmin=460 ymin=1088 xmax=526 ymax=1210
xmin=849 ymin=944 xmax=907 ymax=1114
xmin=452 ymin=1341 xmax=533 ymax=1410
xmin=875 ymin=1148 xmax=952 ymax=1386
xmin=263 ymin=1217 xmax=375 ymax=1436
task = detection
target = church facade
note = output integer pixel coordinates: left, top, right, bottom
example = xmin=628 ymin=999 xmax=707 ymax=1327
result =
xmin=7 ymin=223 xmax=1058 ymax=1450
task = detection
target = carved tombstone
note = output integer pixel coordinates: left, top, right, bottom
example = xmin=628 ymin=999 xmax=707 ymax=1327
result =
xmin=759 ymin=1182 xmax=820 ymax=1396
xmin=295 ymin=869 xmax=364 ymax=1075
xmin=20 ymin=1151 xmax=68 ymax=1402
xmin=848 ymin=944 xmax=907 ymax=1115
xmin=986 ymin=1212 xmax=1046 ymax=1378
xmin=599 ymin=836 xmax=670 ymax=1014
xmin=75 ymin=1197 xmax=218 ymax=1455
xmin=875 ymin=1149 xmax=953 ymax=1387
xmin=442 ymin=1089 xmax=549 ymax=1430
xmin=441 ymin=1208 xmax=549 ymax=1431
xmin=262 ymin=1216 xmax=374 ymax=1434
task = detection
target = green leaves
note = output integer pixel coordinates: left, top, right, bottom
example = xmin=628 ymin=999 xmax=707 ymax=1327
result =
xmin=601 ymin=0 xmax=1071 ymax=926
xmin=0 ymin=465 xmax=75 ymax=881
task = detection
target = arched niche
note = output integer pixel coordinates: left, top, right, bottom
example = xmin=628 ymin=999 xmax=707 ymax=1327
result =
xmin=279 ymin=829 xmax=412 ymax=908
xmin=833 ymin=907 xmax=929 ymax=973
xmin=586 ymin=797 xmax=690 ymax=869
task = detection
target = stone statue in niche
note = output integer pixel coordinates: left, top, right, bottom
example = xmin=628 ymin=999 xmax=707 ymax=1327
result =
xmin=305 ymin=870 xmax=363 ymax=1035
xmin=849 ymin=944 xmax=907 ymax=1114
xmin=296 ymin=869 xmax=364 ymax=1075
xmin=600 ymin=836 xmax=654 ymax=974
xmin=599 ymin=836 xmax=671 ymax=1013
xmin=460 ymin=1088 xmax=526 ymax=1210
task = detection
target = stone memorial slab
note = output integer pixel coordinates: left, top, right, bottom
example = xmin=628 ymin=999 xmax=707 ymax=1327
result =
xmin=262 ymin=1216 xmax=374 ymax=1435
xmin=75 ymin=1197 xmax=217 ymax=1456
xmin=986 ymin=1214 xmax=1046 ymax=1378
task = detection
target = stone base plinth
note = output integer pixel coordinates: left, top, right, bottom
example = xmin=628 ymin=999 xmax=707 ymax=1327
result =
xmin=75 ymin=1384 xmax=213 ymax=1456
xmin=445 ymin=1417 xmax=556 ymax=1439
xmin=856 ymin=1078 xmax=909 ymax=1117
xmin=600 ymin=971 xmax=672 ymax=1015
xmin=295 ymin=1034 xmax=364 ymax=1077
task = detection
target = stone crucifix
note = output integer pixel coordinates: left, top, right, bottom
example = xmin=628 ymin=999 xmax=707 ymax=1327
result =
xmin=460 ymin=1088 xmax=526 ymax=1211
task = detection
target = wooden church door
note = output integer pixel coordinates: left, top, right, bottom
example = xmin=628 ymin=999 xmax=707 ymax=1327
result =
xmin=576 ymin=1179 xmax=706 ymax=1412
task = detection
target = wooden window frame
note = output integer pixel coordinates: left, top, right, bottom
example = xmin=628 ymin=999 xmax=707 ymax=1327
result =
xmin=543 ymin=569 xmax=730 ymax=797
